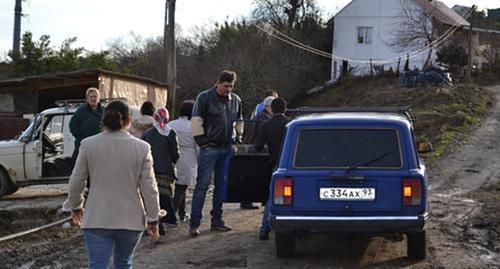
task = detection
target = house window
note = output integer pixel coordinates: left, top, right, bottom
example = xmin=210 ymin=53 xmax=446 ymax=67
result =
xmin=357 ymin=27 xmax=373 ymax=44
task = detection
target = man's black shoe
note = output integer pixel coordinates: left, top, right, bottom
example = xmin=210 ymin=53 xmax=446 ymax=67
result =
xmin=158 ymin=223 xmax=166 ymax=236
xmin=210 ymin=223 xmax=233 ymax=232
xmin=189 ymin=227 xmax=200 ymax=237
xmin=259 ymin=230 xmax=270 ymax=240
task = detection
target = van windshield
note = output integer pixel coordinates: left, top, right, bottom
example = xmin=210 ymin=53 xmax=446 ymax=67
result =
xmin=293 ymin=128 xmax=402 ymax=169
xmin=19 ymin=115 xmax=42 ymax=141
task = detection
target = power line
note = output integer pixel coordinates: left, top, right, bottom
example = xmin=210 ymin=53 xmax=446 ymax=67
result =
xmin=254 ymin=7 xmax=474 ymax=65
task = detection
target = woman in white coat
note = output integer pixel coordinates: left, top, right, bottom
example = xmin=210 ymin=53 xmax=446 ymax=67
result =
xmin=167 ymin=100 xmax=198 ymax=223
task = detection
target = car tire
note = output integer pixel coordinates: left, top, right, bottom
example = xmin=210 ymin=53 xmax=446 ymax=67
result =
xmin=407 ymin=230 xmax=426 ymax=260
xmin=5 ymin=185 xmax=19 ymax=196
xmin=0 ymin=170 xmax=14 ymax=198
xmin=275 ymin=232 xmax=295 ymax=257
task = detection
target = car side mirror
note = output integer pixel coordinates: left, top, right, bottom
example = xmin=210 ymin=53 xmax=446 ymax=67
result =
xmin=19 ymin=135 xmax=30 ymax=142
xmin=417 ymin=141 xmax=432 ymax=153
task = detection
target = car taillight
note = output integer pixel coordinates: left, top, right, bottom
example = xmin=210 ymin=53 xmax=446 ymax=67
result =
xmin=403 ymin=178 xmax=422 ymax=206
xmin=274 ymin=177 xmax=293 ymax=205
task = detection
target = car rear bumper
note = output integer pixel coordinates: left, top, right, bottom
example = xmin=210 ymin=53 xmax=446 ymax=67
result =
xmin=270 ymin=213 xmax=428 ymax=234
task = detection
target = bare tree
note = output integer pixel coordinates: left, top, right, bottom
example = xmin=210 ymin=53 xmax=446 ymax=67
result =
xmin=251 ymin=0 xmax=319 ymax=29
xmin=388 ymin=0 xmax=437 ymax=69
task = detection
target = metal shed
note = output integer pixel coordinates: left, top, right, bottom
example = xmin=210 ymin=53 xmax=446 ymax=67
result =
xmin=0 ymin=69 xmax=167 ymax=140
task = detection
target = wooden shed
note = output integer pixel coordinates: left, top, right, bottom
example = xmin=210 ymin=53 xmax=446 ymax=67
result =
xmin=0 ymin=69 xmax=167 ymax=140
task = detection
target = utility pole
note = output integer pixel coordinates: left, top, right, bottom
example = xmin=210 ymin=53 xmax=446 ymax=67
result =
xmin=13 ymin=0 xmax=22 ymax=54
xmin=466 ymin=5 xmax=476 ymax=82
xmin=164 ymin=0 xmax=177 ymax=116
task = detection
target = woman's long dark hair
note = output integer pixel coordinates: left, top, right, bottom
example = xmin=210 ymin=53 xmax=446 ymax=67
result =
xmin=102 ymin=101 xmax=131 ymax=131
xmin=179 ymin=100 xmax=195 ymax=120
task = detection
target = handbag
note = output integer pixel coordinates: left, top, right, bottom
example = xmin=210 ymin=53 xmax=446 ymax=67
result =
xmin=156 ymin=173 xmax=176 ymax=198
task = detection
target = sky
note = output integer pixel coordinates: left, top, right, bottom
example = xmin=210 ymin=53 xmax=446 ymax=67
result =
xmin=0 ymin=0 xmax=499 ymax=61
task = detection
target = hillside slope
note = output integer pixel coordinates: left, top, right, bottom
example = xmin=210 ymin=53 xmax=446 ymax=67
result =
xmin=297 ymin=76 xmax=494 ymax=162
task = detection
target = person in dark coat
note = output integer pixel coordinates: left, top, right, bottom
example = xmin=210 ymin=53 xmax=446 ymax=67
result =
xmin=142 ymin=107 xmax=180 ymax=232
xmin=189 ymin=70 xmax=243 ymax=237
xmin=254 ymin=97 xmax=289 ymax=240
xmin=69 ymin=87 xmax=104 ymax=167
xmin=249 ymin=96 xmax=275 ymax=143
xmin=240 ymin=96 xmax=275 ymax=210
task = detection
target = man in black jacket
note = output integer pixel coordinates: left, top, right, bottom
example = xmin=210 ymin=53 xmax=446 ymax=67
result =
xmin=189 ymin=70 xmax=243 ymax=237
xmin=255 ymin=98 xmax=288 ymax=168
xmin=240 ymin=95 xmax=276 ymax=210
xmin=254 ymin=98 xmax=289 ymax=240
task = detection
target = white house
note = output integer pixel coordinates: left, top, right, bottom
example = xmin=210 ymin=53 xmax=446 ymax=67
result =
xmin=330 ymin=0 xmax=469 ymax=82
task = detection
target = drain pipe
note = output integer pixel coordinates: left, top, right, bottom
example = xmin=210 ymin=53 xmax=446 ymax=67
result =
xmin=0 ymin=216 xmax=71 ymax=243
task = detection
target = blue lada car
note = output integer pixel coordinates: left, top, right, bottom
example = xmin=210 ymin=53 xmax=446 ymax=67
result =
xmin=266 ymin=109 xmax=431 ymax=259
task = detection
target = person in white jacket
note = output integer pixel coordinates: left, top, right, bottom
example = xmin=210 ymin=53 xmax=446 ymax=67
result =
xmin=167 ymin=100 xmax=198 ymax=223
xmin=129 ymin=101 xmax=155 ymax=138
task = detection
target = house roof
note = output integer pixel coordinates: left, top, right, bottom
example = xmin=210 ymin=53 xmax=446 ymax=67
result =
xmin=489 ymin=8 xmax=500 ymax=20
xmin=452 ymin=5 xmax=500 ymax=34
xmin=451 ymin=5 xmax=471 ymax=18
xmin=331 ymin=0 xmax=470 ymax=28
xmin=0 ymin=69 xmax=167 ymax=89
xmin=415 ymin=0 xmax=470 ymax=27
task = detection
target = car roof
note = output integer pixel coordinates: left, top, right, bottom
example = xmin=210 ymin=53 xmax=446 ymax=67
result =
xmin=41 ymin=105 xmax=140 ymax=117
xmin=289 ymin=112 xmax=412 ymax=128
xmin=41 ymin=106 xmax=78 ymax=115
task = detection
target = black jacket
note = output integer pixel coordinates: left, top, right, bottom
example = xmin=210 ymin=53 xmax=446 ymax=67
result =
xmin=191 ymin=86 xmax=242 ymax=147
xmin=141 ymin=128 xmax=179 ymax=177
xmin=254 ymin=114 xmax=289 ymax=167
xmin=244 ymin=109 xmax=271 ymax=144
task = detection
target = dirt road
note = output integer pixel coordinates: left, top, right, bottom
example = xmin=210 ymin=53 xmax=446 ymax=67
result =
xmin=1 ymin=87 xmax=499 ymax=268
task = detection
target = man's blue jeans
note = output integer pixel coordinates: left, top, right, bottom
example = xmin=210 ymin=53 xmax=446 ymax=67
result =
xmin=82 ymin=229 xmax=143 ymax=269
xmin=190 ymin=146 xmax=229 ymax=228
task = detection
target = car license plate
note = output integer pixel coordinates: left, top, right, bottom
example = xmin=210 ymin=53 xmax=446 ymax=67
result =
xmin=319 ymin=188 xmax=376 ymax=201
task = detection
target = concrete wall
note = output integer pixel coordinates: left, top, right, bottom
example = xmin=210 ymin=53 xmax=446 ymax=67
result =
xmin=99 ymin=74 xmax=167 ymax=109
xmin=0 ymin=93 xmax=14 ymax=113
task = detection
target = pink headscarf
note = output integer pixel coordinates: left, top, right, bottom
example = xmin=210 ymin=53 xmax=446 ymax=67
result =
xmin=153 ymin=107 xmax=171 ymax=136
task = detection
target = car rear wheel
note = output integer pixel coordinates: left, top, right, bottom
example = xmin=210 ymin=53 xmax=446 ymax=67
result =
xmin=407 ymin=230 xmax=426 ymax=260
xmin=275 ymin=232 xmax=296 ymax=257
xmin=0 ymin=170 xmax=14 ymax=198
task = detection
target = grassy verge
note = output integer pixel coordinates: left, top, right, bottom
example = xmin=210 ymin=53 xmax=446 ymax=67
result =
xmin=411 ymin=85 xmax=494 ymax=163
xmin=297 ymin=77 xmax=495 ymax=164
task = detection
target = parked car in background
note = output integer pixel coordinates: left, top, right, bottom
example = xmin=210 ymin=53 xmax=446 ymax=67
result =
xmin=0 ymin=99 xmax=138 ymax=198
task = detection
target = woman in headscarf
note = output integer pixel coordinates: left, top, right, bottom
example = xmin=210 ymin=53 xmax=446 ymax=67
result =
xmin=141 ymin=107 xmax=180 ymax=231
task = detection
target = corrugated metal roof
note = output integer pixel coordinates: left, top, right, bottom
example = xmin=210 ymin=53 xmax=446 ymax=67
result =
xmin=415 ymin=0 xmax=470 ymax=27
xmin=0 ymin=69 xmax=167 ymax=88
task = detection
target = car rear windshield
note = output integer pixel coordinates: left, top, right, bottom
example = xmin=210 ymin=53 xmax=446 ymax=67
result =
xmin=294 ymin=128 xmax=402 ymax=168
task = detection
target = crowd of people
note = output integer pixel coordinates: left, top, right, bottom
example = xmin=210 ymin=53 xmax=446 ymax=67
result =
xmin=67 ymin=70 xmax=289 ymax=268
